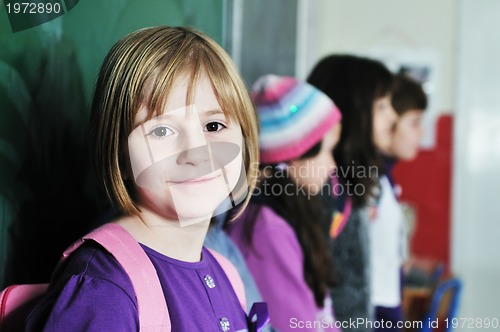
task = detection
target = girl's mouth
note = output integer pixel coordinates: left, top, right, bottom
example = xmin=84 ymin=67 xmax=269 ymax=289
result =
xmin=168 ymin=174 xmax=221 ymax=184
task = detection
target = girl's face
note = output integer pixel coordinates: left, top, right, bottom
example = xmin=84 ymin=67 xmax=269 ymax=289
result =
xmin=372 ymin=95 xmax=398 ymax=154
xmin=390 ymin=110 xmax=425 ymax=160
xmin=288 ymin=123 xmax=341 ymax=195
xmin=127 ymin=72 xmax=244 ymax=226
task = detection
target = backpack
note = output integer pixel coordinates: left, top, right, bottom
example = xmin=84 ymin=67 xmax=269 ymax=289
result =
xmin=1 ymin=223 xmax=265 ymax=331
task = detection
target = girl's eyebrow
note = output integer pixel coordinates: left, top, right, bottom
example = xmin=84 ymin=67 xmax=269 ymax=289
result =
xmin=158 ymin=108 xmax=224 ymax=118
xmin=200 ymin=109 xmax=225 ymax=116
xmin=137 ymin=108 xmax=227 ymax=128
xmin=200 ymin=109 xmax=230 ymax=122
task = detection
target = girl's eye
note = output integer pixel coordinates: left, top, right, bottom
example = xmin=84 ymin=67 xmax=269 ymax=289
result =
xmin=204 ymin=121 xmax=227 ymax=132
xmin=148 ymin=126 xmax=173 ymax=139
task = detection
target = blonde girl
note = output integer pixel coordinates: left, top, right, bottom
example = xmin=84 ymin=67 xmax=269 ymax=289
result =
xmin=26 ymin=26 xmax=263 ymax=332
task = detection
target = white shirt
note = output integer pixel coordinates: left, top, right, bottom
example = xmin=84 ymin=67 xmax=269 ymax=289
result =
xmin=370 ymin=176 xmax=406 ymax=307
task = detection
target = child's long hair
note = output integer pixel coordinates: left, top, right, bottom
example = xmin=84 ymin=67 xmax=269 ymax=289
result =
xmin=243 ymin=142 xmax=336 ymax=308
xmin=307 ymin=55 xmax=393 ymax=208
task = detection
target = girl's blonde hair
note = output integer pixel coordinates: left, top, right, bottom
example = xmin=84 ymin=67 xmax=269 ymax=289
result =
xmin=90 ymin=26 xmax=258 ymax=217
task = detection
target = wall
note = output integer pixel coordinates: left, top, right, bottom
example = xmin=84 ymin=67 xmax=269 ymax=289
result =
xmin=314 ymin=0 xmax=457 ymax=116
xmin=453 ymin=0 xmax=500 ymax=326
xmin=234 ymin=0 xmax=298 ymax=86
xmin=394 ymin=115 xmax=453 ymax=270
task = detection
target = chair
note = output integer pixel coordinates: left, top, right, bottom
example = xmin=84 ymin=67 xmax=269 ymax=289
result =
xmin=419 ymin=278 xmax=462 ymax=332
xmin=403 ymin=260 xmax=446 ymax=324
xmin=429 ymin=263 xmax=445 ymax=285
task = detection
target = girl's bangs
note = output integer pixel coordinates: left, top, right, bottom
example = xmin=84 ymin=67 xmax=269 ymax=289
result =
xmin=137 ymin=53 xmax=237 ymax=124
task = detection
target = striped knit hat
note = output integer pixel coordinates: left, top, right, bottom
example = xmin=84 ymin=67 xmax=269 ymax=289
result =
xmin=252 ymin=74 xmax=342 ymax=164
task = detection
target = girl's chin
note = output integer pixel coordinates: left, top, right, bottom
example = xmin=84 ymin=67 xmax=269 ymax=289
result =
xmin=177 ymin=216 xmax=212 ymax=227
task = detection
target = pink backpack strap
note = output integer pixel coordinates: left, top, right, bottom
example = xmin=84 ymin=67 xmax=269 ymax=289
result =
xmin=1 ymin=284 xmax=48 ymax=331
xmin=207 ymin=248 xmax=247 ymax=312
xmin=61 ymin=223 xmax=170 ymax=332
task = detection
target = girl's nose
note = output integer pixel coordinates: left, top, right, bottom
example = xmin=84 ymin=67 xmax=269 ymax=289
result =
xmin=177 ymin=144 xmax=210 ymax=166
xmin=176 ymin=126 xmax=210 ymax=166
xmin=389 ymin=105 xmax=398 ymax=123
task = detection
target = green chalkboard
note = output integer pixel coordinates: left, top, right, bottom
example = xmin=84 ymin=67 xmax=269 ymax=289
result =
xmin=0 ymin=0 xmax=225 ymax=287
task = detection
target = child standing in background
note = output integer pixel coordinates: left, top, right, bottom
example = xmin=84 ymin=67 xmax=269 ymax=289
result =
xmin=308 ymin=55 xmax=397 ymax=332
xmin=26 ymin=26 xmax=267 ymax=331
xmin=229 ymin=75 xmax=342 ymax=331
xmin=370 ymin=73 xmax=428 ymax=331
xmin=388 ymin=73 xmax=428 ymax=162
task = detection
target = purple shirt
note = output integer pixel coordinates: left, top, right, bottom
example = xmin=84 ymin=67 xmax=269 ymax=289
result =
xmin=228 ymin=205 xmax=340 ymax=332
xmin=26 ymin=242 xmax=248 ymax=331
